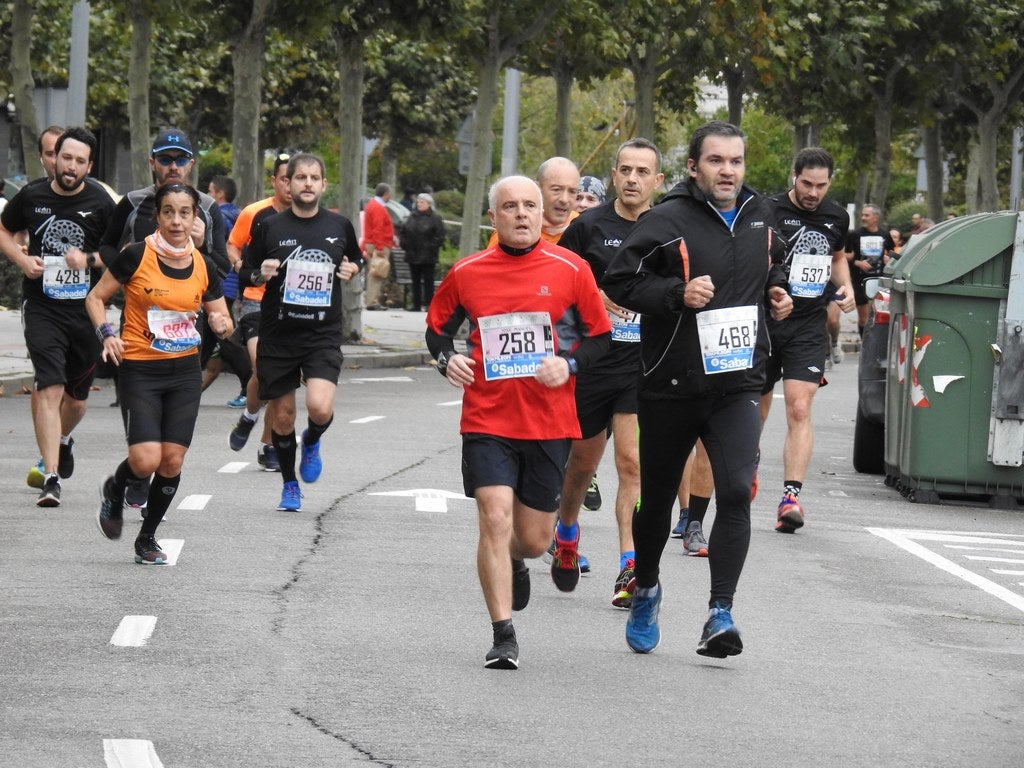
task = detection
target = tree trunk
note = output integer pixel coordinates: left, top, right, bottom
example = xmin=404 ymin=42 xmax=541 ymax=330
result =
xmin=791 ymin=122 xmax=821 ymax=155
xmin=231 ymin=0 xmax=273 ymax=207
xmin=723 ymin=65 xmax=745 ymax=127
xmin=855 ymin=169 xmax=869 ymax=214
xmin=552 ymin=59 xmax=573 ymax=159
xmin=459 ymin=53 xmax=501 ymax=256
xmin=11 ymin=0 xmax=41 ymax=180
xmin=630 ymin=45 xmax=659 ymax=142
xmin=869 ymin=98 xmax=893 ymax=211
xmin=127 ymin=1 xmax=152 ymax=189
xmin=335 ymin=31 xmax=365 ymax=227
xmin=922 ymin=122 xmax=944 ymax=220
xmin=976 ymin=112 xmax=1002 ymax=212
xmin=380 ymin=139 xmax=398 ymax=191
xmin=965 ymin=134 xmax=981 ymax=214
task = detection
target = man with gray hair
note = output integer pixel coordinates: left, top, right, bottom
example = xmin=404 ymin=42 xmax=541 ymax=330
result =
xmin=844 ymin=203 xmax=895 ymax=335
xmin=426 ymin=175 xmax=611 ymax=670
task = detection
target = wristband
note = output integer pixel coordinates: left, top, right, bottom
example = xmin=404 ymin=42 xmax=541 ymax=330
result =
xmin=435 ymin=350 xmax=452 ymax=377
xmin=566 ymin=357 xmax=578 ymax=376
xmin=86 ymin=253 xmax=97 ymax=268
xmin=95 ymin=323 xmax=115 ymax=342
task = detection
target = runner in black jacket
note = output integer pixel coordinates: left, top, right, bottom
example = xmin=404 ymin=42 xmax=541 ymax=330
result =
xmin=602 ymin=121 xmax=792 ymax=659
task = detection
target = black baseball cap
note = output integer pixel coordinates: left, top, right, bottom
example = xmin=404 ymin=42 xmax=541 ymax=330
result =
xmin=151 ymin=128 xmax=194 ymax=157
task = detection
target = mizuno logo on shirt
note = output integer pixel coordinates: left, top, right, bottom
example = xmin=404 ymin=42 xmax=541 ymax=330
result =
xmin=78 ymin=211 xmax=93 ymax=218
xmin=325 ymin=237 xmax=338 ymax=243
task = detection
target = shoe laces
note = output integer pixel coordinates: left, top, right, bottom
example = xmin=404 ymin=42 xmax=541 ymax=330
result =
xmin=554 ymin=543 xmax=578 ymax=569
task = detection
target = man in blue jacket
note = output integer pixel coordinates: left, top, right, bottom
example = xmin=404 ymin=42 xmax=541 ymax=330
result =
xmin=603 ymin=121 xmax=792 ymax=659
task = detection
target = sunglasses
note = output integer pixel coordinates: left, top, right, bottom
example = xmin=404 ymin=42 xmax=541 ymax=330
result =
xmin=154 ymin=154 xmax=191 ymax=167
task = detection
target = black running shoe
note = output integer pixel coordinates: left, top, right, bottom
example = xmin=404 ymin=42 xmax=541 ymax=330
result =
xmin=134 ymin=534 xmax=168 ymax=565
xmin=57 ymin=437 xmax=74 ymax=479
xmin=583 ymin=475 xmax=602 ymax=511
xmin=36 ymin=475 xmax=61 ymax=507
xmin=230 ymin=414 xmax=257 ymax=451
xmin=512 ymin=558 xmax=530 ymax=611
xmin=124 ymin=477 xmax=150 ymax=509
xmin=97 ymin=476 xmax=123 ymax=540
xmin=484 ymin=624 xmax=519 ymax=670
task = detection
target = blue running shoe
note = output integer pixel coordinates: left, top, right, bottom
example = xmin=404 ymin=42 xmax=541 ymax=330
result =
xmin=671 ymin=508 xmax=689 ymax=538
xmin=696 ymin=602 xmax=743 ymax=658
xmin=626 ymin=582 xmax=662 ymax=654
xmin=579 ymin=553 xmax=591 ymax=574
xmin=226 ymin=394 xmax=247 ymax=408
xmin=278 ymin=481 xmax=302 ymax=511
xmin=299 ymin=430 xmax=322 ymax=483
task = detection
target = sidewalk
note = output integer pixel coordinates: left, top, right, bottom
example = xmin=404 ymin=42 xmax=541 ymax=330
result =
xmin=0 ymin=306 xmax=434 ymax=396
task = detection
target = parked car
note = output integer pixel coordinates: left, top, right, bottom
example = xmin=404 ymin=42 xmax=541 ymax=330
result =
xmin=854 ymin=277 xmax=890 ymax=474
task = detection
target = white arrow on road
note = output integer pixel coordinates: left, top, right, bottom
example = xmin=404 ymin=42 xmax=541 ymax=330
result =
xmin=368 ymin=488 xmax=467 ymax=513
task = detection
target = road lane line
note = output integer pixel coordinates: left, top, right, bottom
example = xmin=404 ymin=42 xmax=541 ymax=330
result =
xmin=990 ymin=569 xmax=1024 ymax=575
xmin=944 ymin=545 xmax=1024 ymax=554
xmin=437 ymin=400 xmax=462 ymax=407
xmin=176 ymin=494 xmax=210 ymax=511
xmin=103 ymin=739 xmax=164 ymax=767
xmin=867 ymin=527 xmax=1024 ymax=613
xmin=351 ymin=376 xmax=414 ymax=383
xmin=218 ymin=462 xmax=249 ymax=473
xmin=350 ymin=415 xmax=384 ymax=424
xmin=110 ymin=616 xmax=157 ymax=647
xmin=158 ymin=539 xmax=184 ymax=566
xmin=963 ymin=555 xmax=1024 ymax=564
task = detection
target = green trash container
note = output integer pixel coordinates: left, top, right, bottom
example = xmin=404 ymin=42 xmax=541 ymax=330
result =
xmin=884 ymin=211 xmax=1024 ymax=506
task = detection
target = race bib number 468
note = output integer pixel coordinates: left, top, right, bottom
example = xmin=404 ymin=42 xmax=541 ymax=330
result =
xmin=478 ymin=312 xmax=554 ymax=381
xmin=696 ymin=305 xmax=758 ymax=375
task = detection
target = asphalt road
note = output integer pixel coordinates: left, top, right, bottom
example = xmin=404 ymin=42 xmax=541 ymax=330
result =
xmin=1 ymin=356 xmax=1022 ymax=767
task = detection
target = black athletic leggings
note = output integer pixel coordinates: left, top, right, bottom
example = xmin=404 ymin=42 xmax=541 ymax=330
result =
xmin=634 ymin=390 xmax=761 ymax=608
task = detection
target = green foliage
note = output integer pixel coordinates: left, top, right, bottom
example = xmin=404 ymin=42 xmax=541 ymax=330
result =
xmin=887 ymin=198 xmax=927 ymax=231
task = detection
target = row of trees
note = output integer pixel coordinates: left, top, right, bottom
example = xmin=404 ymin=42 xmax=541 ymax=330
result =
xmin=3 ymin=0 xmax=1023 ymax=255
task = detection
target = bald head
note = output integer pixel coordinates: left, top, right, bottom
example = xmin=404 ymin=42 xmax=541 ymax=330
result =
xmin=488 ymin=175 xmax=543 ymax=250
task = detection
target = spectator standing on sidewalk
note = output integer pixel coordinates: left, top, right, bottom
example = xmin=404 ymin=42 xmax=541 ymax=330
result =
xmin=362 ymin=183 xmax=396 ymax=311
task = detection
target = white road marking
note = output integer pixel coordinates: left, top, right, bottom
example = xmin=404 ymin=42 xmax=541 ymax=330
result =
xmin=867 ymin=528 xmax=1024 ymax=613
xmin=110 ymin=616 xmax=157 ymax=647
xmin=944 ymin=545 xmax=1024 ymax=554
xmin=158 ymin=539 xmax=184 ymax=566
xmin=438 ymin=399 xmax=462 ymax=407
xmin=350 ymin=376 xmax=414 ymax=383
xmin=350 ymin=415 xmax=384 ymax=424
xmin=103 ymin=739 xmax=164 ymax=767
xmin=991 ymin=569 xmax=1024 ymax=575
xmin=964 ymin=555 xmax=1024 ymax=564
xmin=218 ymin=462 xmax=249 ymax=473
xmin=369 ymin=488 xmax=467 ymax=513
xmin=176 ymin=494 xmax=210 ymax=511
xmin=827 ymin=490 xmax=850 ymax=497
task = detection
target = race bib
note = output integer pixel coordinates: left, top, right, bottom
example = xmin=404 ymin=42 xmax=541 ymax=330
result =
xmin=696 ymin=305 xmax=757 ymax=375
xmin=147 ymin=309 xmax=200 ymax=354
xmin=283 ymin=259 xmax=334 ymax=306
xmin=479 ymin=312 xmax=554 ymax=381
xmin=42 ymin=257 xmax=88 ymax=300
xmin=789 ymin=252 xmax=831 ymax=298
xmin=610 ymin=310 xmax=641 ymax=343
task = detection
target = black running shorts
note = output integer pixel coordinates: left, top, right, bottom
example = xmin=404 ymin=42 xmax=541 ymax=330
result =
xmin=461 ymin=433 xmax=571 ymax=513
xmin=256 ymin=340 xmax=343 ymax=401
xmin=119 ymin=356 xmax=202 ymax=446
xmin=22 ymin=298 xmax=99 ymax=397
xmin=237 ymin=299 xmax=262 ymax=344
xmin=763 ymin=310 xmax=829 ymax=392
xmin=574 ymin=370 xmax=638 ymax=440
